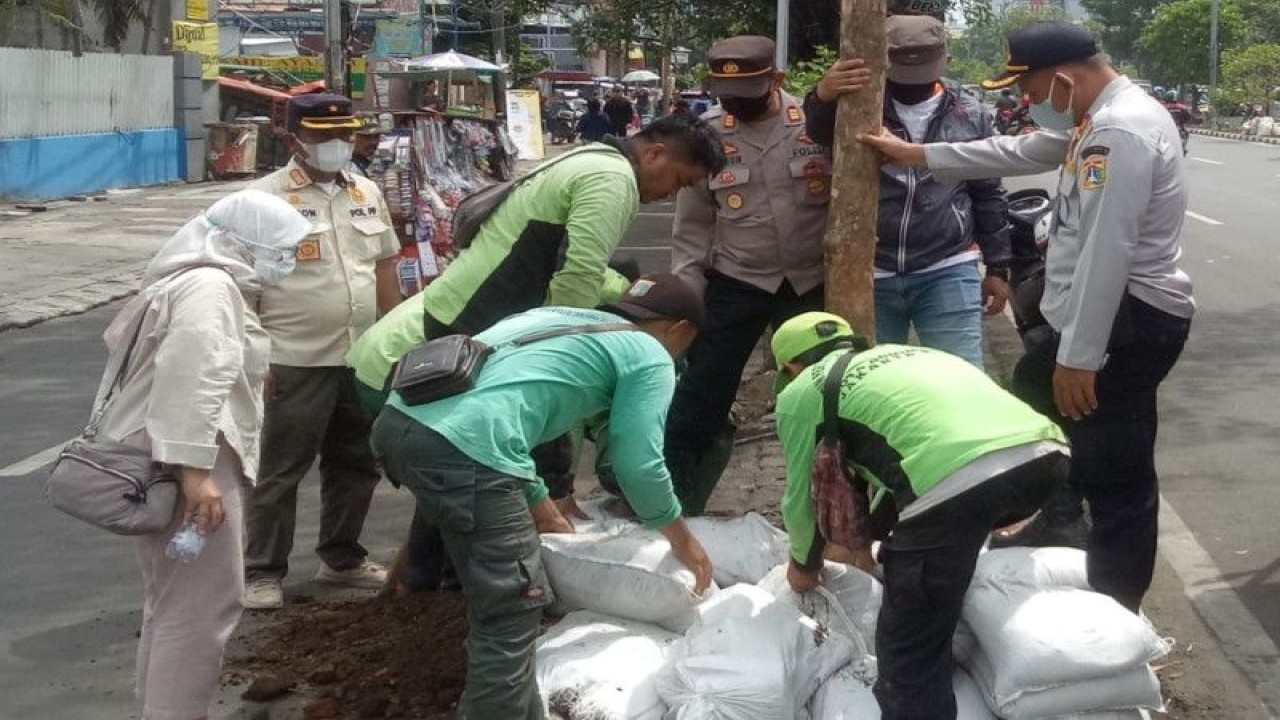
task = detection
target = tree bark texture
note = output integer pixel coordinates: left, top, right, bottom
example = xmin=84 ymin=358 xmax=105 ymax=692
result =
xmin=823 ymin=0 xmax=886 ymax=340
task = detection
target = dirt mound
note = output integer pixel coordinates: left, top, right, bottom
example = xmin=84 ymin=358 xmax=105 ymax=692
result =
xmin=224 ymin=592 xmax=469 ymax=719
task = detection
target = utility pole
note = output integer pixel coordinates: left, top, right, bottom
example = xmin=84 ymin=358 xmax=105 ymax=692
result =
xmin=1208 ymin=0 xmax=1220 ymax=118
xmin=775 ymin=0 xmax=790 ymax=70
xmin=492 ymin=1 xmax=506 ymax=66
xmin=824 ymin=0 xmax=886 ymax=338
xmin=324 ymin=0 xmax=348 ymax=95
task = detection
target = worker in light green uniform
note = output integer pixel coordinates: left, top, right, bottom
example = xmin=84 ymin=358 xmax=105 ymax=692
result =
xmin=347 ymin=113 xmax=726 ymax=406
xmin=370 ymin=276 xmax=714 ymax=720
xmin=772 ymin=312 xmax=1068 ymax=720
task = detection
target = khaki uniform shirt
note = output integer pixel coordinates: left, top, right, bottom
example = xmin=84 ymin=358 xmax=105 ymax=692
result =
xmin=672 ymin=91 xmax=831 ymax=297
xmin=249 ymin=159 xmax=399 ymax=367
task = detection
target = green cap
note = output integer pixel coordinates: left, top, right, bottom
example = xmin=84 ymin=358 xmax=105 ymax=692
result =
xmin=771 ymin=311 xmax=860 ymax=394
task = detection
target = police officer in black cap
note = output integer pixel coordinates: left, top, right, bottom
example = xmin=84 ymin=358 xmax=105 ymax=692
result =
xmin=863 ymin=22 xmax=1195 ymax=616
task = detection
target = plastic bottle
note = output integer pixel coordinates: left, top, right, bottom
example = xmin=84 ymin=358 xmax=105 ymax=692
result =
xmin=165 ymin=522 xmax=207 ymax=563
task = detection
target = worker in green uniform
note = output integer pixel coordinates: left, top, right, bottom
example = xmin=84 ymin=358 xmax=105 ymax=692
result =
xmin=773 ymin=312 xmax=1068 ymax=720
xmin=370 ymin=274 xmax=713 ymax=720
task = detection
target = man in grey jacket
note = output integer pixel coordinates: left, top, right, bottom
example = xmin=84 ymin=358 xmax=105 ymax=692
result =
xmin=862 ymin=22 xmax=1195 ymax=613
xmin=805 ymin=14 xmax=1011 ymax=369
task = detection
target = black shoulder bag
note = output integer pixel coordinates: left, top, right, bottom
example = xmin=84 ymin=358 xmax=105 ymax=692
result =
xmin=391 ymin=322 xmax=638 ymax=406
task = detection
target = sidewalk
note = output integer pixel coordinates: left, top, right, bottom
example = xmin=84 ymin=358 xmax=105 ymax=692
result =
xmin=1190 ymin=127 xmax=1280 ymax=146
xmin=0 ymin=146 xmax=570 ymax=333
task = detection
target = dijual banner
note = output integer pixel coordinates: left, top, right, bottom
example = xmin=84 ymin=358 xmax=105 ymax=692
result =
xmin=172 ymin=21 xmax=219 ymax=80
xmin=506 ymin=89 xmax=545 ymax=161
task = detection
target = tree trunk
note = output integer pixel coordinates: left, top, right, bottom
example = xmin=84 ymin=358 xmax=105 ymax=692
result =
xmin=823 ymin=0 xmax=886 ymax=340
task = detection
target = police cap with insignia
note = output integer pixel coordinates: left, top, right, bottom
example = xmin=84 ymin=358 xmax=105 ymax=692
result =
xmin=982 ymin=22 xmax=1099 ymax=90
xmin=287 ymin=93 xmax=363 ymax=133
xmin=706 ymin=36 xmax=776 ymax=99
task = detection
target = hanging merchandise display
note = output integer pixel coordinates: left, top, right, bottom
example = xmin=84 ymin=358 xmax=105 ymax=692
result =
xmin=361 ymin=112 xmax=514 ymax=296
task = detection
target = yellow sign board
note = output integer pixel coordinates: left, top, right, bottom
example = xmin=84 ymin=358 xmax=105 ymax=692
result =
xmin=228 ymin=56 xmax=369 ymax=99
xmin=173 ymin=21 xmax=219 ymax=80
xmin=185 ymin=0 xmax=209 ymax=21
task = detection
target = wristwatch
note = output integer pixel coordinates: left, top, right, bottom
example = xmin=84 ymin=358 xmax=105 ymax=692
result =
xmin=985 ymin=265 xmax=1011 ymax=282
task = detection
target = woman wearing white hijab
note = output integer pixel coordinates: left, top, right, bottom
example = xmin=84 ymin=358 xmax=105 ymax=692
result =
xmin=92 ymin=189 xmax=310 ymax=720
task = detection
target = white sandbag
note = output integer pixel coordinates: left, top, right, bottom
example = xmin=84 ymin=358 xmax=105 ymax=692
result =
xmin=758 ymin=561 xmax=883 ymax=652
xmin=952 ymin=619 xmax=978 ymax=665
xmin=541 ymin=528 xmax=712 ymax=632
xmin=685 ymin=513 xmax=790 ymax=587
xmin=536 ymin=611 xmax=679 ymax=720
xmin=570 ymin=496 xmax=642 ymax=535
xmin=965 ymin=640 xmax=1164 ymax=718
xmin=657 ymin=584 xmax=854 ymax=720
xmin=1257 ymin=116 xmax=1276 ymax=138
xmin=961 ymin=586 xmax=1169 ymax=706
xmin=971 ymin=547 xmax=1091 ymax=590
xmin=808 ymin=666 xmax=995 ymax=720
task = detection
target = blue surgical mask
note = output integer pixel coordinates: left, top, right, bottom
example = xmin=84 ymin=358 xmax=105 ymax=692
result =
xmin=1029 ymin=73 xmax=1077 ymax=131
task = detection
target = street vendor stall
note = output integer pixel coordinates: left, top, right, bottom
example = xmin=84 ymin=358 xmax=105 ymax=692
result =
xmin=363 ymin=51 xmax=516 ymax=295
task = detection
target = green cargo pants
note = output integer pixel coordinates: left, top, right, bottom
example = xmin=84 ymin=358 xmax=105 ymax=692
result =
xmin=371 ymin=407 xmax=552 ymax=720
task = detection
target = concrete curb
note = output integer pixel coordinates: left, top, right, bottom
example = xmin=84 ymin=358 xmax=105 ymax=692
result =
xmin=1190 ymin=128 xmax=1280 ymax=146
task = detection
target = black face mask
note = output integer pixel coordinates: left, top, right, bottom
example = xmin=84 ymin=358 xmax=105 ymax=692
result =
xmin=887 ymin=80 xmax=938 ymax=105
xmin=720 ymin=92 xmax=773 ymax=121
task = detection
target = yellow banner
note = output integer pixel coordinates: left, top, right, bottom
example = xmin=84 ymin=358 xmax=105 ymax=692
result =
xmin=185 ymin=0 xmax=209 ymax=21
xmin=173 ymin=21 xmax=219 ymax=80
xmin=228 ymin=56 xmax=369 ymax=98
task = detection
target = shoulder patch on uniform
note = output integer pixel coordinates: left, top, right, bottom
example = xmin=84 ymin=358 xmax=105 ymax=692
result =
xmin=1080 ymin=144 xmax=1110 ymax=158
xmin=1081 ymin=155 xmax=1108 ymax=190
xmin=786 ymin=106 xmax=804 ymax=125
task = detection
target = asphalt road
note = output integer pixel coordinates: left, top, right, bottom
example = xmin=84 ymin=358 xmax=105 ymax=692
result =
xmin=2 ymin=138 xmax=1279 ymax=717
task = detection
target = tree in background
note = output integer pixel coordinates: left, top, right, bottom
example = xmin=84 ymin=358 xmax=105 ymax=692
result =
xmin=0 ymin=0 xmax=148 ymax=53
xmin=1218 ymin=43 xmax=1280 ymax=110
xmin=947 ymin=4 xmax=1067 ymax=85
xmin=566 ymin=0 xmax=770 ymax=74
xmin=1138 ymin=0 xmax=1245 ymax=86
xmin=1233 ymin=0 xmax=1280 ymax=45
xmin=783 ymin=45 xmax=837 ymax=97
xmin=1080 ymin=0 xmax=1167 ymax=65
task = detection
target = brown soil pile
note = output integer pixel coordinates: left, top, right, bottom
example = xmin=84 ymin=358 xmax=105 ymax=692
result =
xmin=224 ymin=592 xmax=469 ymax=719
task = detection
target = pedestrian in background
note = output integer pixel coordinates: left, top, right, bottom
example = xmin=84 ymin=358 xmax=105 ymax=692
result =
xmin=667 ymin=35 xmax=831 ymax=515
xmin=862 ymin=22 xmax=1195 ymax=613
xmin=575 ymin=98 xmax=613 ymax=143
xmin=805 ymin=15 xmax=1011 ymax=369
xmin=243 ymin=93 xmax=404 ymax=609
xmin=371 ymin=277 xmax=713 ymax=720
xmin=350 ymin=112 xmax=385 ymax=177
xmin=604 ymin=86 xmax=636 ymax=137
xmin=96 ymin=190 xmax=310 ymax=720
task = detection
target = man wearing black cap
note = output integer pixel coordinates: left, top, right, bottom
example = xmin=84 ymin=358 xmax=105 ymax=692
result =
xmin=666 ymin=35 xmax=834 ymax=515
xmin=243 ymin=93 xmax=404 ymax=609
xmin=370 ymin=274 xmax=713 ymax=720
xmin=862 ymin=22 xmax=1195 ymax=614
xmin=805 ymin=14 xmax=1011 ymax=370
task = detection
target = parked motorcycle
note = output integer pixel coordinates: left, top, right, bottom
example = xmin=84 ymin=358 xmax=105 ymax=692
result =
xmin=1005 ymin=188 xmax=1053 ymax=334
xmin=996 ymin=107 xmax=1038 ymax=136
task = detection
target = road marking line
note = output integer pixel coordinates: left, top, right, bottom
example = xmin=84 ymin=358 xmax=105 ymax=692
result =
xmin=1159 ymin=496 xmax=1280 ymax=716
xmin=1191 ymin=157 xmax=1225 ymax=165
xmin=0 ymin=441 xmax=67 ymax=477
xmin=1186 ymin=211 xmax=1224 ymax=226
xmin=614 ymin=246 xmax=670 ymax=252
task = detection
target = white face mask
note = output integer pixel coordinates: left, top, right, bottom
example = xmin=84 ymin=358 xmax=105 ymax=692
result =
xmin=1028 ymin=73 xmax=1077 ymax=131
xmin=301 ymin=139 xmax=354 ymax=173
xmin=240 ymin=237 xmax=297 ymax=285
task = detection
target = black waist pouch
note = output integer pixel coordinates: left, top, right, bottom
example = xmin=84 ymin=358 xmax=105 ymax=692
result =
xmin=391 ymin=334 xmax=493 ymax=406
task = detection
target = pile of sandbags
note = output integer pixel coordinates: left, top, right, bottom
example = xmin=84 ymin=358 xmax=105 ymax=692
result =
xmin=809 ymin=665 xmax=996 ymax=720
xmin=958 ymin=548 xmax=1169 ymax=719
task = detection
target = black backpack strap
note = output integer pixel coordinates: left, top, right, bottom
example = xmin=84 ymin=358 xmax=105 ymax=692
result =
xmin=822 ymin=351 xmax=857 ymax=443
xmin=510 ymin=322 xmax=639 ymax=347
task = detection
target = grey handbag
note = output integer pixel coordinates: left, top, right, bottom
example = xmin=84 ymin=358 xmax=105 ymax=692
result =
xmin=45 ymin=307 xmax=178 ymax=535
